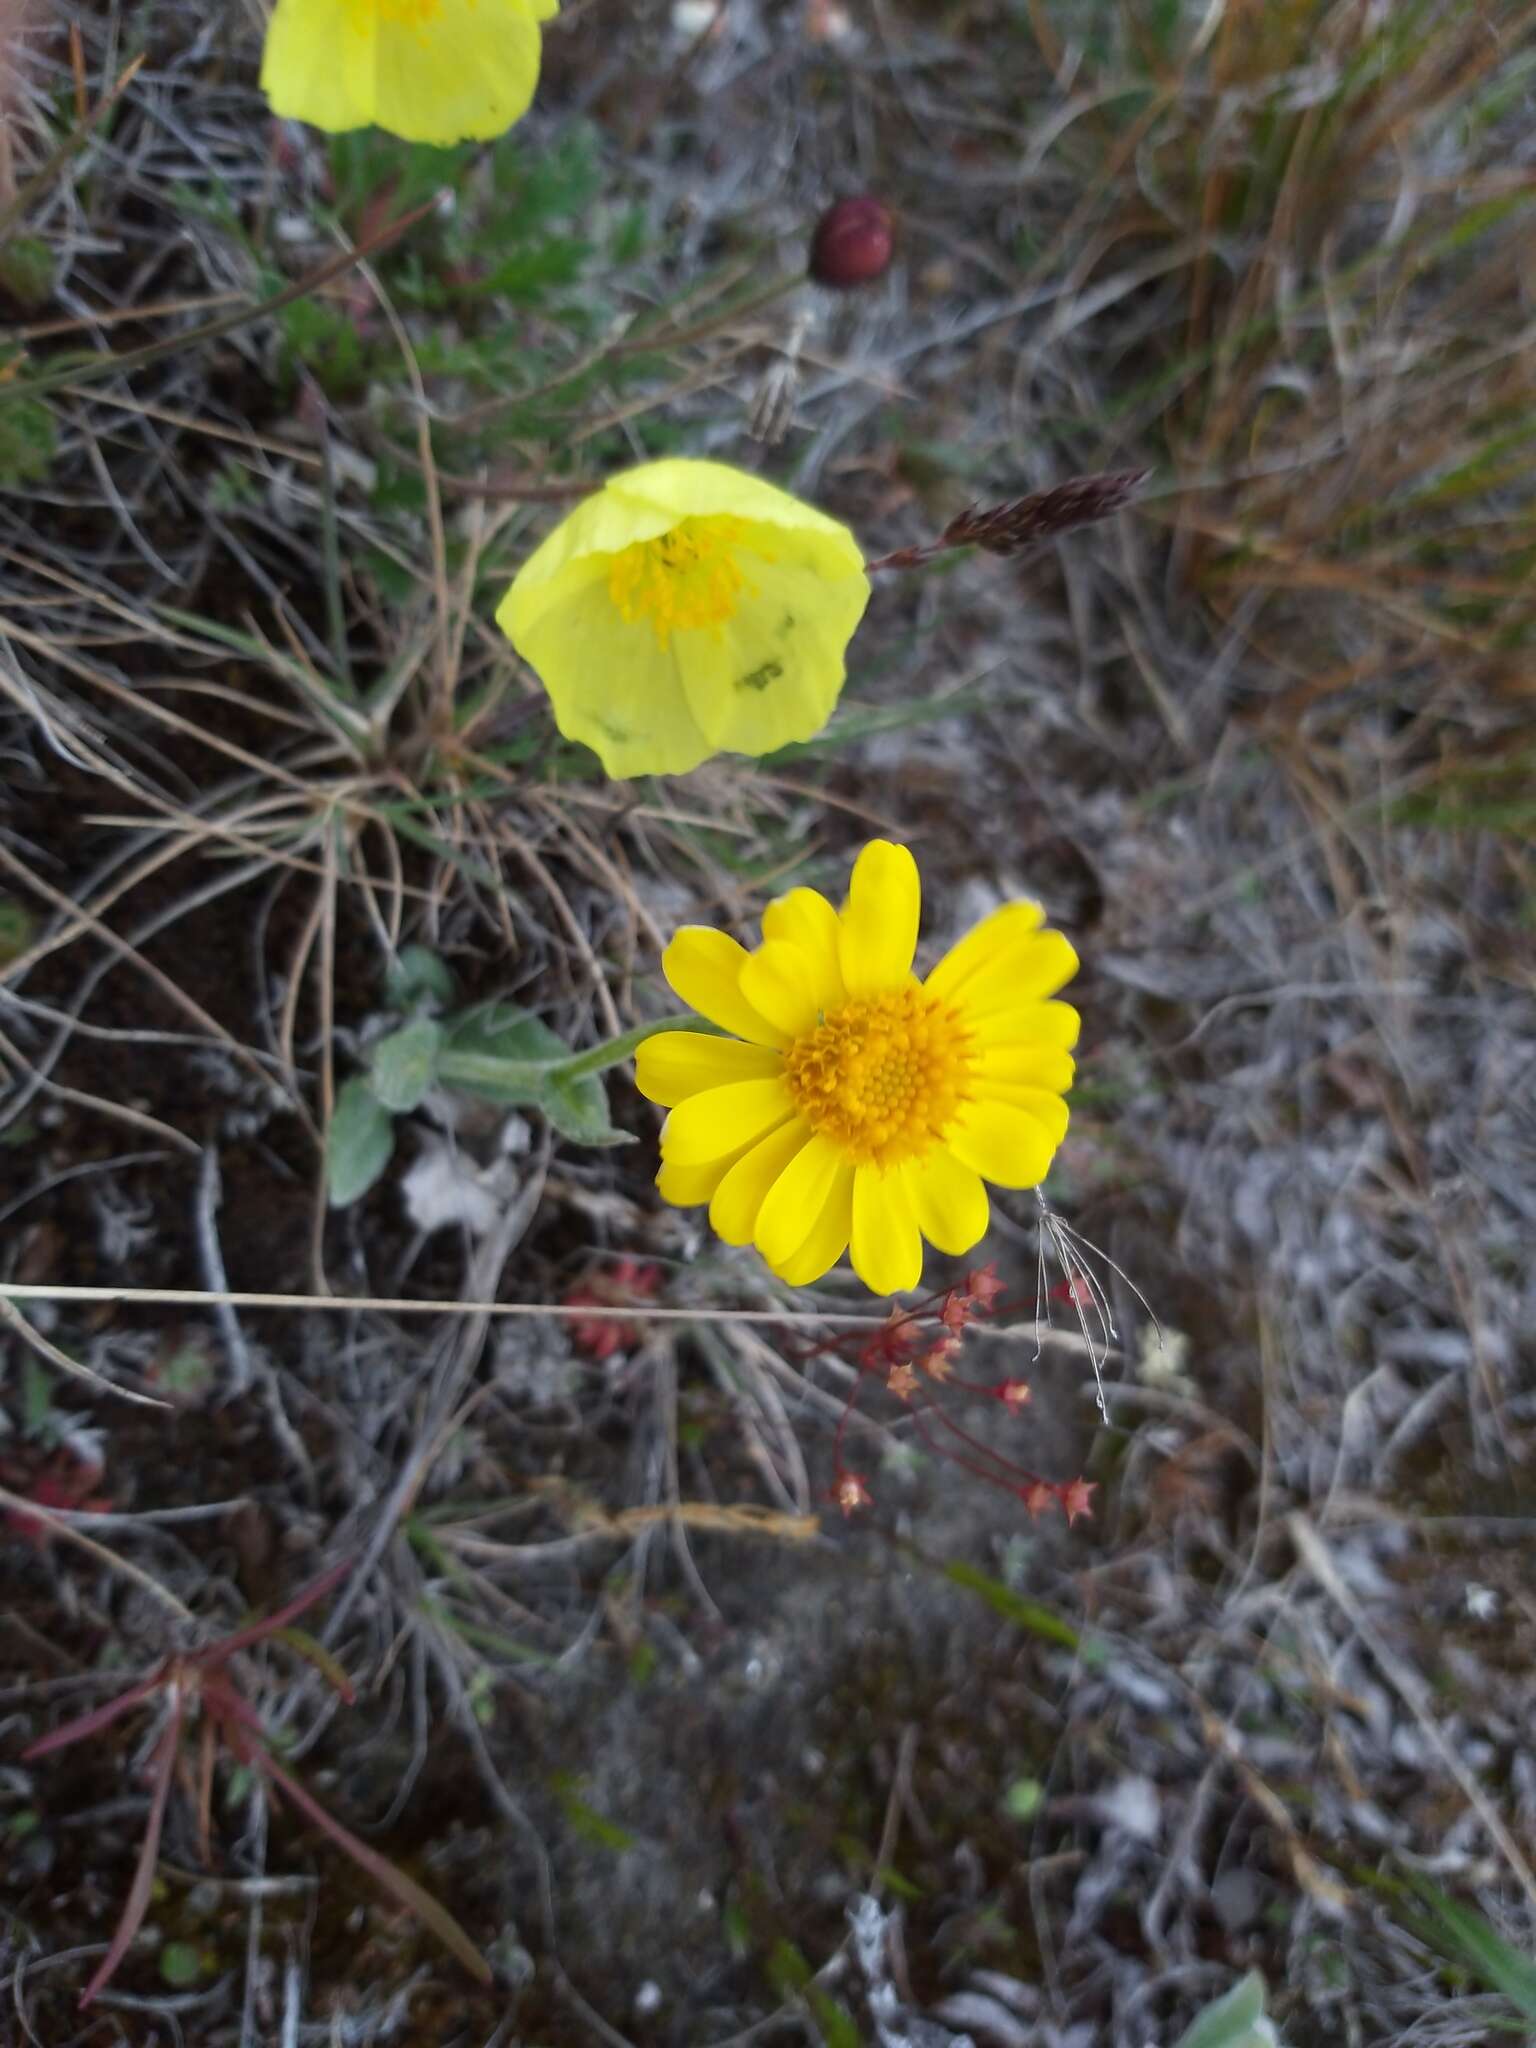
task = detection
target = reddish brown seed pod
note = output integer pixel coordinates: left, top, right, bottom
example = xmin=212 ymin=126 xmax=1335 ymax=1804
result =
xmin=809 ymin=195 xmax=895 ymax=288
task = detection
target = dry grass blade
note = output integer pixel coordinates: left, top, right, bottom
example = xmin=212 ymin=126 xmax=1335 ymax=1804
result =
xmin=78 ymin=1704 xmax=184 ymax=2009
xmin=241 ymin=1743 xmax=492 ymax=1986
xmin=0 ymin=53 xmax=146 ymax=246
xmin=1289 ymin=1514 xmax=1536 ymax=1913
xmin=0 ymin=1481 xmax=194 ymax=1619
xmin=212 ymin=1558 xmax=356 ymax=1664
xmin=0 ymin=1277 xmax=1099 ymax=1342
xmin=20 ymin=1673 xmax=164 ymax=1762
xmin=0 ymin=833 xmax=299 ymax=1121
xmin=4 ymin=193 xmax=444 ymax=408
xmin=0 ymin=1295 xmax=167 ymax=1409
xmin=444 ymin=1494 xmax=821 ymax=1557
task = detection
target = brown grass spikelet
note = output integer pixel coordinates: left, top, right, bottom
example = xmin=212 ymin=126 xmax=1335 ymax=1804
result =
xmin=941 ymin=467 xmax=1152 ymax=554
xmin=867 ymin=466 xmax=1150 ymax=573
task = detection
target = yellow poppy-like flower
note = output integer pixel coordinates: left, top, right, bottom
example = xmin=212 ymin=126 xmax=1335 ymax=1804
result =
xmin=635 ymin=841 xmax=1080 ymax=1295
xmin=261 ymin=0 xmax=556 ymax=146
xmin=496 ymin=459 xmax=870 ymax=778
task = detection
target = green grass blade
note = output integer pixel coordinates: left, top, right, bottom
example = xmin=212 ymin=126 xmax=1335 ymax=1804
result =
xmin=1409 ymin=1879 xmax=1536 ymax=2020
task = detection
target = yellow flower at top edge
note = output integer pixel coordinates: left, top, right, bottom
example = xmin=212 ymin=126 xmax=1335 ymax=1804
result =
xmin=635 ymin=841 xmax=1081 ymax=1296
xmin=261 ymin=0 xmax=557 ymax=146
xmin=496 ymin=459 xmax=870 ymax=779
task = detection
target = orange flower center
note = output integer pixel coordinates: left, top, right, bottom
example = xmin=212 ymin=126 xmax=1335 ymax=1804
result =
xmin=606 ymin=516 xmax=757 ymax=650
xmin=782 ymin=985 xmax=974 ymax=1168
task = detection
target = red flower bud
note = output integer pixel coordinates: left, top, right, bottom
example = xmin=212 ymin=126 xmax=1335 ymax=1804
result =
xmin=939 ymin=1291 xmax=971 ymax=1336
xmin=1061 ymin=1477 xmax=1097 ymax=1527
xmin=834 ymin=1471 xmax=872 ymax=1516
xmin=809 ymin=196 xmax=894 ymax=289
xmin=965 ymin=1261 xmax=1007 ymax=1312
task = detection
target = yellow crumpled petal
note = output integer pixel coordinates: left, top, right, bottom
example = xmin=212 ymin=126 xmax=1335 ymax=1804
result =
xmin=672 ymin=536 xmax=868 ymax=758
xmin=496 ymin=460 xmax=868 ymax=779
xmin=262 ymin=0 xmax=552 ymax=146
xmin=503 ymin=559 xmax=717 ymax=778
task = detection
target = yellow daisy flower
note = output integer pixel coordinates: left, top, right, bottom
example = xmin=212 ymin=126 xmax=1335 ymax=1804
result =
xmin=635 ymin=841 xmax=1080 ymax=1296
xmin=496 ymin=458 xmax=870 ymax=779
xmin=261 ymin=0 xmax=556 ymax=146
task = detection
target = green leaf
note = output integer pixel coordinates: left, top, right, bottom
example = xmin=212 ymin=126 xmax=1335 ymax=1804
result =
xmin=326 ymin=1078 xmax=395 ymax=1208
xmin=482 ymin=238 xmax=590 ymax=300
xmin=269 ymin=1626 xmax=357 ymax=1703
xmin=20 ymin=1354 xmax=54 ymax=1435
xmin=0 ymin=237 xmax=54 ymax=310
xmin=445 ymin=998 xmax=571 ymax=1072
xmin=158 ymin=1942 xmax=207 ymax=1989
xmin=384 ymin=944 xmax=456 ymax=1010
xmin=1003 ymin=1778 xmax=1044 ymax=1821
xmin=368 ymin=1017 xmax=443 ymax=1112
xmin=1173 ymin=1972 xmax=1279 ymax=2048
xmin=722 ymin=1902 xmax=751 ymax=1960
xmin=328 ymin=130 xmax=475 ymax=219
xmin=154 ymin=1342 xmax=216 ymax=1402
xmin=941 ymin=1560 xmax=1082 ymax=1650
xmin=767 ymin=1938 xmax=813 ymax=1996
xmin=552 ymin=1774 xmax=636 ymax=1853
xmin=0 ymin=388 xmax=55 ymax=484
xmin=437 ymin=1001 xmax=635 ymax=1147
xmin=0 ymin=894 xmax=34 ymax=964
xmin=807 ymin=1989 xmax=861 ymax=2048
xmin=1408 ymin=1879 xmax=1536 ymax=2020
xmin=276 ymin=296 xmax=368 ymax=398
xmin=536 ymin=1068 xmax=635 ymax=1149
xmin=415 ymin=1596 xmax=559 ymax=1669
xmin=761 ymin=671 xmax=994 ymax=765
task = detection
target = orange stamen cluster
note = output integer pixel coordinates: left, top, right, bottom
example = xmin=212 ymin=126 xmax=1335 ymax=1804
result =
xmin=783 ymin=985 xmax=973 ymax=1168
xmin=607 ymin=515 xmax=756 ymax=650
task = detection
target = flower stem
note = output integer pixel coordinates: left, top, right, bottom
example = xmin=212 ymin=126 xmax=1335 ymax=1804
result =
xmin=554 ymin=1012 xmax=709 ymax=1082
xmin=434 ymin=1012 xmax=708 ymax=1101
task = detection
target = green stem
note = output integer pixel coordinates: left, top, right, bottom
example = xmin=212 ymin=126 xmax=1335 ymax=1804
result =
xmin=555 ymin=1012 xmax=707 ymax=1081
xmin=434 ymin=1012 xmax=707 ymax=1101
xmin=434 ymin=1049 xmax=550 ymax=1096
